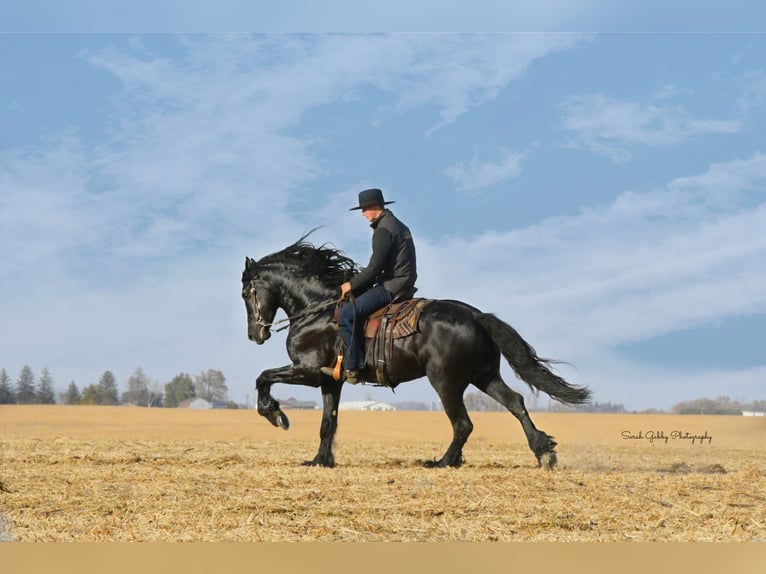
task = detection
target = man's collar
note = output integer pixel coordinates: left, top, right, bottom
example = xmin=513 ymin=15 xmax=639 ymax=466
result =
xmin=370 ymin=209 xmax=389 ymax=229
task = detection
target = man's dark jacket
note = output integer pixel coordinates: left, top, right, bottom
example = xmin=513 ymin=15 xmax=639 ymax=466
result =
xmin=349 ymin=209 xmax=417 ymax=296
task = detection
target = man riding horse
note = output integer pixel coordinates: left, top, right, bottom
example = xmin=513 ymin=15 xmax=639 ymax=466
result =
xmin=320 ymin=188 xmax=417 ymax=384
xmin=242 ymin=194 xmax=590 ymax=468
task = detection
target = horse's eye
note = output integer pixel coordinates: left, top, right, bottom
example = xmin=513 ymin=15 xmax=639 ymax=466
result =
xmin=250 ymin=287 xmax=257 ymax=296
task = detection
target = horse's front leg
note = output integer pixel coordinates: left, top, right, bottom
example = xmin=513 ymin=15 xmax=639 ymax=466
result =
xmin=256 ymin=365 xmax=296 ymax=430
xmin=255 ymin=365 xmax=341 ymax=467
xmin=303 ymin=381 xmax=342 ymax=468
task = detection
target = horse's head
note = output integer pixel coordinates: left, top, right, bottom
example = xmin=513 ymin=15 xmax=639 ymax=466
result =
xmin=242 ymin=257 xmax=279 ymax=345
xmin=242 ymin=237 xmax=357 ymax=345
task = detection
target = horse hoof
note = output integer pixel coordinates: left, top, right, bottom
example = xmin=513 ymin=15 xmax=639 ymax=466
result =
xmin=302 ymin=458 xmax=334 ymax=468
xmin=275 ymin=411 xmax=290 ymax=430
xmin=539 ymin=451 xmax=557 ymax=470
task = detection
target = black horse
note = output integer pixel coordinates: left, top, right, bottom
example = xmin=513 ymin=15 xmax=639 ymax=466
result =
xmin=242 ymin=237 xmax=591 ymax=469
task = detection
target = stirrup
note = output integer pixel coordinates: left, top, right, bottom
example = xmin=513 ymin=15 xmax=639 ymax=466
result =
xmin=332 ymin=353 xmax=343 ymax=381
xmin=320 ymin=354 xmax=344 ymax=381
xmin=319 ymin=365 xmax=360 ymax=384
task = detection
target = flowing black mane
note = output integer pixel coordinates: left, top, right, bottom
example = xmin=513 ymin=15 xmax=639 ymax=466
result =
xmin=244 ymin=234 xmax=358 ymax=288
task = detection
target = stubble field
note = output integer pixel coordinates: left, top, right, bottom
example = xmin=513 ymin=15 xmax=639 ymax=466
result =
xmin=0 ymin=405 xmax=764 ymax=542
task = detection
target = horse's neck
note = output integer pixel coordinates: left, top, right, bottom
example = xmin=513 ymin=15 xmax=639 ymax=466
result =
xmin=276 ymin=277 xmax=335 ymax=317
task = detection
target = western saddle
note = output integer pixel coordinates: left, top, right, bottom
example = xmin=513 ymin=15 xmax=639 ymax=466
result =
xmin=333 ymin=287 xmax=432 ymax=386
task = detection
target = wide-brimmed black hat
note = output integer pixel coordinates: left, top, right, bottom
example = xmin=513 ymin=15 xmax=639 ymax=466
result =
xmin=350 ymin=188 xmax=395 ymax=211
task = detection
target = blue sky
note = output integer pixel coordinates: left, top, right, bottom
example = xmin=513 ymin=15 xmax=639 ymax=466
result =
xmin=1 ymin=26 xmax=765 ymax=410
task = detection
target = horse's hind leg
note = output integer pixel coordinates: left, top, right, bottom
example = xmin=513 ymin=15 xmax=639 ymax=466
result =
xmin=425 ymin=376 xmax=473 ymax=468
xmin=478 ymin=375 xmax=558 ymax=469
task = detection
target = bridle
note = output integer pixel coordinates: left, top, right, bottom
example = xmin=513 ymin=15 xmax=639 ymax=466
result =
xmin=247 ymin=286 xmax=271 ymax=331
xmin=247 ymin=282 xmax=341 ymax=334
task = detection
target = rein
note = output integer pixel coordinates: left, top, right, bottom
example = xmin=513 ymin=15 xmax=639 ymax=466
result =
xmin=252 ymin=294 xmax=341 ymax=333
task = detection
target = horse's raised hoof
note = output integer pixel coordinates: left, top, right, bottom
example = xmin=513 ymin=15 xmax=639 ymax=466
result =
xmin=538 ymin=451 xmax=557 ymax=470
xmin=275 ymin=410 xmax=290 ymax=430
xmin=262 ymin=408 xmax=290 ymax=430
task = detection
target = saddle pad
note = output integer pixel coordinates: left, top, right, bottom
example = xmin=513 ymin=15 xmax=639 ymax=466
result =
xmin=364 ymin=298 xmax=431 ymax=340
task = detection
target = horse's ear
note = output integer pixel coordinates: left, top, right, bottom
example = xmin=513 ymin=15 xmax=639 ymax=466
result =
xmin=245 ymin=256 xmax=252 ymax=267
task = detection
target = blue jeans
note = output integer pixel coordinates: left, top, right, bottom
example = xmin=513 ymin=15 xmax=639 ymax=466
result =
xmin=338 ymin=285 xmax=393 ymax=371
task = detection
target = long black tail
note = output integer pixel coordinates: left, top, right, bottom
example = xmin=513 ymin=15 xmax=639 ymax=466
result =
xmin=475 ymin=313 xmax=591 ymax=406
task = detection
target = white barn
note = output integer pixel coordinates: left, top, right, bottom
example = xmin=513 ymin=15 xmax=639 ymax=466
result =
xmin=338 ymin=400 xmax=396 ymax=411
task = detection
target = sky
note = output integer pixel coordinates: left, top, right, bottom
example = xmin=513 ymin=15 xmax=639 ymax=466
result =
xmin=1 ymin=8 xmax=766 ymax=411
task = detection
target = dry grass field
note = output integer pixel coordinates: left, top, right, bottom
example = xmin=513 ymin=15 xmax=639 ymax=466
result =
xmin=1 ymin=405 xmax=764 ymax=542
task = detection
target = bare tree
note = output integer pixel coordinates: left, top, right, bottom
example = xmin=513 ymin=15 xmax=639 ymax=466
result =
xmin=463 ymin=391 xmax=504 ymax=412
xmin=122 ymin=367 xmax=150 ymax=406
xmin=194 ymin=369 xmax=228 ymax=402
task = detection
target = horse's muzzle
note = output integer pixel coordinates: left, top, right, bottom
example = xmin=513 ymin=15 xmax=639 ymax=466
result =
xmin=249 ymin=325 xmax=271 ymax=345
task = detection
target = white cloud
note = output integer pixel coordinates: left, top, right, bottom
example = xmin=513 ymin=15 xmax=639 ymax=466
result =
xmin=419 ymin=153 xmax=766 ymax=357
xmin=1 ymin=34 xmax=587 ymax=404
xmin=389 ymin=34 xmax=586 ymax=134
xmin=0 ymin=134 xmax=96 ymax=286
xmin=1 ymin=34 xmax=585 ymax=291
xmin=668 ymin=151 xmax=766 ymax=200
xmin=444 ymin=148 xmax=525 ymax=194
xmin=561 ymin=94 xmax=741 ymax=162
xmin=410 ymin=153 xmax=766 ymax=407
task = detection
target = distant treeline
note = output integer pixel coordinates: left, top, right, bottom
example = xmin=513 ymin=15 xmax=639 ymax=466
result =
xmin=463 ymin=391 xmax=765 ymax=414
xmin=0 ymin=365 xmax=237 ymax=408
xmin=3 ymin=366 xmax=763 ymax=414
xmin=669 ymin=396 xmax=766 ymax=415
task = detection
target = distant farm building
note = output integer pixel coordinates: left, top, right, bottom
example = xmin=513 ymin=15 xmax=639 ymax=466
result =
xmin=742 ymin=411 xmax=766 ymax=416
xmin=178 ymin=398 xmax=234 ymax=409
xmin=338 ymin=401 xmax=395 ymax=411
xmin=280 ymin=397 xmax=319 ymax=410
xmin=179 ymin=398 xmax=212 ymax=409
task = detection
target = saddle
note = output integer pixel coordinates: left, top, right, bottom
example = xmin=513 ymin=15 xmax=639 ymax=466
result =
xmin=364 ymin=296 xmax=426 ymax=339
xmin=332 ymin=288 xmax=432 ymax=386
xmin=366 ymin=297 xmax=431 ymax=386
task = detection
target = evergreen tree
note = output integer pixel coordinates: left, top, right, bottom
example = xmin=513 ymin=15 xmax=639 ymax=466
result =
xmin=97 ymin=370 xmax=120 ymax=405
xmin=164 ymin=373 xmax=196 ymax=408
xmin=122 ymin=367 xmax=150 ymax=406
xmin=0 ymin=369 xmax=15 ymax=404
xmin=194 ymin=369 xmax=228 ymax=402
xmin=15 ymin=365 xmax=37 ymax=404
xmin=65 ymin=381 xmax=82 ymax=405
xmin=37 ymin=367 xmax=57 ymax=404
